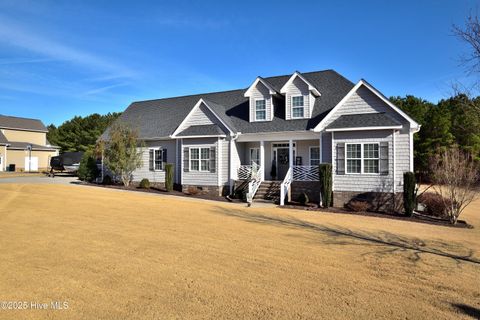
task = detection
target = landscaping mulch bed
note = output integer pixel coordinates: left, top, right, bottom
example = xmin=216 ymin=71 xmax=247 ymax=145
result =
xmin=282 ymin=203 xmax=473 ymax=229
xmin=83 ymin=182 xmax=242 ymax=204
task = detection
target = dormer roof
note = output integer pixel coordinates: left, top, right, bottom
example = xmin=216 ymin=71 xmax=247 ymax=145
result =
xmin=280 ymin=71 xmax=321 ymax=96
xmin=244 ymin=77 xmax=279 ymax=97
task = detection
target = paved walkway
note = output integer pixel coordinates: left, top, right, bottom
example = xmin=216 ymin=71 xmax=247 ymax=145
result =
xmin=0 ymin=175 xmax=79 ymax=185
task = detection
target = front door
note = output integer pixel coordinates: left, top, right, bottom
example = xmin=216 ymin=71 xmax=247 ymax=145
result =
xmin=276 ymin=148 xmax=290 ymax=180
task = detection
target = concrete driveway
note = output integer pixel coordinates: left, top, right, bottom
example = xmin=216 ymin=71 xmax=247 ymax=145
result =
xmin=0 ymin=174 xmax=79 ymax=184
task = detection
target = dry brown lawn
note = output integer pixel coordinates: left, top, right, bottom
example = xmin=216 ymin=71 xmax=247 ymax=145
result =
xmin=0 ymin=184 xmax=479 ymax=319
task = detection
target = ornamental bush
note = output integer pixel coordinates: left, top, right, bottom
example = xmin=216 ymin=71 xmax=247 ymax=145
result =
xmin=403 ymin=172 xmax=416 ymax=217
xmin=319 ymin=164 xmax=332 ymax=207
xmin=139 ymin=178 xmax=150 ymax=189
xmin=165 ymin=163 xmax=174 ymax=192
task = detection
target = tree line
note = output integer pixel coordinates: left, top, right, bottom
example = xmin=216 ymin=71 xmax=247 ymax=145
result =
xmin=47 ymin=112 xmax=121 ymax=152
xmin=390 ymin=94 xmax=480 ymax=177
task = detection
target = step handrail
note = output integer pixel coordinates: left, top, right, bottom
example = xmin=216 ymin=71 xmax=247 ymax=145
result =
xmin=245 ymin=163 xmax=261 ymax=204
xmin=280 ymin=167 xmax=292 ymax=206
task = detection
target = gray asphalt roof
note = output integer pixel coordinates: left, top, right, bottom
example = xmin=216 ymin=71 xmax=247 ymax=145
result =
xmin=102 ymin=70 xmax=354 ymax=140
xmin=0 ymin=115 xmax=48 ymax=132
xmin=326 ymin=113 xmax=401 ymax=129
xmin=7 ymin=141 xmax=59 ymax=151
xmin=0 ymin=131 xmax=8 ymax=145
xmin=176 ymin=124 xmax=226 ymax=137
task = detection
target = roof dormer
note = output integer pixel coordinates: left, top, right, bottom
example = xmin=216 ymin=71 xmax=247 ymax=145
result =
xmin=280 ymin=71 xmax=320 ymax=120
xmin=244 ymin=77 xmax=278 ymax=122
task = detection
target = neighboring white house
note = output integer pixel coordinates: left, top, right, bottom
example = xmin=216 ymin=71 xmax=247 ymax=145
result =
xmin=100 ymin=69 xmax=420 ymax=209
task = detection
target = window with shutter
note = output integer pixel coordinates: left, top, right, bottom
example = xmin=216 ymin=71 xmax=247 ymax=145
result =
xmin=380 ymin=142 xmax=389 ymax=175
xmin=149 ymin=149 xmax=154 ymax=171
xmin=336 ymin=143 xmax=345 ymax=175
xmin=183 ymin=147 xmax=189 ymax=172
xmin=209 ymin=146 xmax=216 ymax=173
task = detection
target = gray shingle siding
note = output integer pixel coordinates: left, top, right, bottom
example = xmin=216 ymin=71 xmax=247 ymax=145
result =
xmin=332 ymin=130 xmax=394 ymax=193
xmin=182 ymin=137 xmax=219 ymax=186
xmin=132 ymin=140 xmax=176 ymax=183
xmin=249 ymin=81 xmax=273 ymax=122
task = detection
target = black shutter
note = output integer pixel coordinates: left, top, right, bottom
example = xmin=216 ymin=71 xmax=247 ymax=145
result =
xmin=209 ymin=146 xmax=216 ymax=173
xmin=183 ymin=147 xmax=189 ymax=172
xmin=336 ymin=143 xmax=345 ymax=175
xmin=380 ymin=142 xmax=389 ymax=175
xmin=149 ymin=149 xmax=154 ymax=171
xmin=161 ymin=148 xmax=167 ymax=170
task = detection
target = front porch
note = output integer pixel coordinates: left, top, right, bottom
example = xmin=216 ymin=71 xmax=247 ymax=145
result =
xmin=233 ymin=135 xmax=329 ymax=205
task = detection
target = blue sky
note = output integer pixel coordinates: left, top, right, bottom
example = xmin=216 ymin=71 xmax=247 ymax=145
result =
xmin=0 ymin=0 xmax=477 ymax=126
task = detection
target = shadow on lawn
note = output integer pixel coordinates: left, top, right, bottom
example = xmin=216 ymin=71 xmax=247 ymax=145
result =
xmin=451 ymin=303 xmax=480 ymax=319
xmin=212 ymin=206 xmax=480 ymax=265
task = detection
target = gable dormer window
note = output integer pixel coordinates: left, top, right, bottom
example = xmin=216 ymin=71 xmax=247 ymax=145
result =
xmin=255 ymin=99 xmax=266 ymax=121
xmin=292 ymin=96 xmax=305 ymax=118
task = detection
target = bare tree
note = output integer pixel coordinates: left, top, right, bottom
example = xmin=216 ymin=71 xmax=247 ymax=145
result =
xmin=430 ymin=145 xmax=479 ymax=224
xmin=453 ymin=12 xmax=480 ymax=75
xmin=99 ymin=122 xmax=144 ymax=187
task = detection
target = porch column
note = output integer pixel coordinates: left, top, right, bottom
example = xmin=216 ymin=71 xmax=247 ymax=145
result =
xmin=319 ymin=132 xmax=323 ymax=163
xmin=288 ymin=139 xmax=293 ymax=171
xmin=259 ymin=140 xmax=265 ymax=181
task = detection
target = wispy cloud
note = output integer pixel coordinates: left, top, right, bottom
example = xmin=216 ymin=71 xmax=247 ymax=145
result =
xmin=0 ymin=14 xmax=136 ymax=78
xmin=0 ymin=57 xmax=57 ymax=65
xmin=81 ymin=83 xmax=129 ymax=96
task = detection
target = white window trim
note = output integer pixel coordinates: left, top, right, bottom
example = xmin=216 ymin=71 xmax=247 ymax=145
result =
xmin=149 ymin=147 xmax=163 ymax=171
xmin=189 ymin=147 xmax=210 ymax=172
xmin=309 ymin=146 xmax=321 ymax=166
xmin=254 ymin=98 xmax=267 ymax=121
xmin=345 ymin=142 xmax=380 ymax=175
xmin=291 ymin=95 xmax=305 ymax=119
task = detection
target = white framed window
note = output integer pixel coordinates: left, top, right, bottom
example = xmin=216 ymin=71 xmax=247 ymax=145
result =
xmin=309 ymin=147 xmax=320 ymax=166
xmin=345 ymin=143 xmax=380 ymax=174
xmin=149 ymin=148 xmax=164 ymax=171
xmin=250 ymin=148 xmax=260 ymax=166
xmin=291 ymin=95 xmax=304 ymax=118
xmin=190 ymin=147 xmax=210 ymax=171
xmin=363 ymin=143 xmax=379 ymax=174
xmin=255 ymin=99 xmax=266 ymax=121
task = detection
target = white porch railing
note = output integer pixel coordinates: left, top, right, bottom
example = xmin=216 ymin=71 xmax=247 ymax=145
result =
xmin=293 ymin=165 xmax=319 ymax=181
xmin=280 ymin=167 xmax=292 ymax=206
xmin=238 ymin=163 xmax=259 ymax=180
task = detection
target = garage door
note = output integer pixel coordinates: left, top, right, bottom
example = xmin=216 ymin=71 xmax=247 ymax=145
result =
xmin=25 ymin=157 xmax=38 ymax=171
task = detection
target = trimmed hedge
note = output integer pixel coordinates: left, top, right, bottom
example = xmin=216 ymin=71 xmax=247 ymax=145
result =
xmin=165 ymin=163 xmax=174 ymax=192
xmin=403 ymin=172 xmax=416 ymax=217
xmin=319 ymin=164 xmax=332 ymax=208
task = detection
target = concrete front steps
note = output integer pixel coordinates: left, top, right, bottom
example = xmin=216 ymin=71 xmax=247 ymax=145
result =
xmin=253 ymin=181 xmax=281 ymax=203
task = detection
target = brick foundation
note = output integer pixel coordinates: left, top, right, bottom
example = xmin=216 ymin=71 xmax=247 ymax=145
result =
xmin=181 ymin=185 xmax=228 ymax=197
xmin=333 ymin=191 xmax=404 ymax=213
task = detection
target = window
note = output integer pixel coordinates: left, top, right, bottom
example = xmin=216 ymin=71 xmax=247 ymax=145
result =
xmin=190 ymin=147 xmax=210 ymax=171
xmin=255 ymin=99 xmax=266 ymax=121
xmin=250 ymin=148 xmax=260 ymax=166
xmin=291 ymin=96 xmax=304 ymax=118
xmin=345 ymin=143 xmax=380 ymax=174
xmin=149 ymin=148 xmax=164 ymax=171
xmin=363 ymin=143 xmax=379 ymax=173
xmin=309 ymin=147 xmax=320 ymax=166
xmin=346 ymin=144 xmax=361 ymax=174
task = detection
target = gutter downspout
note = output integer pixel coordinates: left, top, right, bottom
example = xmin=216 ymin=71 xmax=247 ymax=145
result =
xmin=229 ymin=133 xmax=240 ymax=195
xmin=392 ymin=129 xmax=396 ymax=211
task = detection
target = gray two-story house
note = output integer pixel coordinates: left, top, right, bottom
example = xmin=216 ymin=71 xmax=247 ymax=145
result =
xmin=101 ymin=69 xmax=420 ymax=208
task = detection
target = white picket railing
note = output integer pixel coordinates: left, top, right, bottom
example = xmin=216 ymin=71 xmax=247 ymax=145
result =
xmin=280 ymin=167 xmax=292 ymax=206
xmin=293 ymin=165 xmax=319 ymax=181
